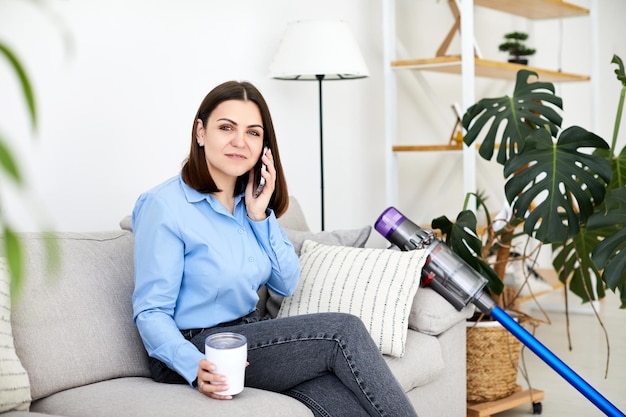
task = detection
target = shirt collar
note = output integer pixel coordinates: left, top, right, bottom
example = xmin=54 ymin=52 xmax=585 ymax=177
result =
xmin=178 ymin=174 xmax=245 ymax=208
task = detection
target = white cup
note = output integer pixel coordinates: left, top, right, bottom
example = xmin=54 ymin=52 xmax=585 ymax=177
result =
xmin=205 ymin=332 xmax=247 ymax=396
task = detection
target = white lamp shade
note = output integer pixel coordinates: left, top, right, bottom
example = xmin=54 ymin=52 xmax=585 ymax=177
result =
xmin=269 ymin=20 xmax=369 ymax=81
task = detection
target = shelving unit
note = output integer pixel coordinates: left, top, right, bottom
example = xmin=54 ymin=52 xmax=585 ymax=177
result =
xmin=382 ymin=0 xmax=593 ymax=206
xmin=382 ymin=1 xmax=593 ymax=415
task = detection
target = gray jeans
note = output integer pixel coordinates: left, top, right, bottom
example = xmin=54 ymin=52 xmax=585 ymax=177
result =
xmin=151 ymin=312 xmax=418 ymax=417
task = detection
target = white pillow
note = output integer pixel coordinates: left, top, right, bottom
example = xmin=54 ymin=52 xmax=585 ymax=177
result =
xmin=0 ymin=259 xmax=31 ymax=412
xmin=278 ymin=240 xmax=427 ymax=357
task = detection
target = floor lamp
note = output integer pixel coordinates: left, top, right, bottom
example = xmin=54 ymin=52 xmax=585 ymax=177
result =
xmin=269 ymin=20 xmax=369 ymax=231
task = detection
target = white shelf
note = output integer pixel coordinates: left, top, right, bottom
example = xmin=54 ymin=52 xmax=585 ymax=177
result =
xmin=383 ymin=0 xmax=593 ymax=206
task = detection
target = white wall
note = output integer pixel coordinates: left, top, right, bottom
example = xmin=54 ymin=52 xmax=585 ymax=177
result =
xmin=0 ymin=0 xmax=625 ymax=249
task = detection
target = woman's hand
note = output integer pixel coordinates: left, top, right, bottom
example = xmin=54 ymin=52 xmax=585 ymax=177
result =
xmin=246 ymin=148 xmax=275 ymax=221
xmin=197 ymin=359 xmax=234 ymax=400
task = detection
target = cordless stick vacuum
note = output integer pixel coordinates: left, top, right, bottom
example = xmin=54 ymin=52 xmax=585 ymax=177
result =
xmin=375 ymin=207 xmax=625 ymax=417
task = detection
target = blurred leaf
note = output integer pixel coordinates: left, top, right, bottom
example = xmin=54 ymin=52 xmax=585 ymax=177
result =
xmin=0 ymin=136 xmax=23 ymax=184
xmin=504 ymin=127 xmax=611 ymax=244
xmin=462 ymin=69 xmax=562 ymax=165
xmin=0 ymin=42 xmax=37 ymax=130
xmin=3 ymin=225 xmax=23 ymax=300
xmin=42 ymin=230 xmax=60 ymax=277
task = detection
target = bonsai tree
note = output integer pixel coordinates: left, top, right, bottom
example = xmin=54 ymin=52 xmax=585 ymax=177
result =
xmin=456 ymin=55 xmax=626 ymax=315
xmin=499 ymin=31 xmax=536 ymax=64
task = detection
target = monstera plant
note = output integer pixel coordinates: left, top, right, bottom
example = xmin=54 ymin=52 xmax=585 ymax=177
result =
xmin=457 ymin=55 xmax=626 ymax=311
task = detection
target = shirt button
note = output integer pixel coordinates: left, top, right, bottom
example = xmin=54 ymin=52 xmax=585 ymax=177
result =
xmin=248 ymin=257 xmax=254 ymax=262
xmin=238 ymin=229 xmax=244 ymax=234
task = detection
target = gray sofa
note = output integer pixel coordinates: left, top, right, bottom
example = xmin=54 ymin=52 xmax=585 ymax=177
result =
xmin=3 ymin=197 xmax=472 ymax=417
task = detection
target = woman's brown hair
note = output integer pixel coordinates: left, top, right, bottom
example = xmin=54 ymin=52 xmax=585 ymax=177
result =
xmin=181 ymin=81 xmax=289 ymax=217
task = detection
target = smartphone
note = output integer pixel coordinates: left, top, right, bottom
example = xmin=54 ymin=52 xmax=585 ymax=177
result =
xmin=253 ymin=146 xmax=268 ymax=198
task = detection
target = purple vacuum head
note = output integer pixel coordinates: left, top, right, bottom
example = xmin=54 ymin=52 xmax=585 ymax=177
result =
xmin=374 ymin=207 xmax=406 ymax=239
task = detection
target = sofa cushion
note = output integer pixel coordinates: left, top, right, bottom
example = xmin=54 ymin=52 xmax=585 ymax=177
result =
xmin=278 ymin=240 xmax=427 ymax=357
xmin=283 ymin=226 xmax=371 ymax=256
xmin=409 ymin=287 xmax=474 ymax=335
xmin=10 ymin=231 xmax=150 ymax=401
xmin=385 ymin=329 xmax=444 ymax=390
xmin=31 ymin=377 xmax=313 ymax=417
xmin=276 ymin=196 xmax=310 ymax=231
xmin=2 ymin=412 xmax=69 ymax=417
xmin=0 ymin=259 xmax=31 ymax=412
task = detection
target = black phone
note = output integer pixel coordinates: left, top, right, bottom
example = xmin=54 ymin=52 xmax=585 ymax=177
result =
xmin=253 ymin=146 xmax=268 ymax=198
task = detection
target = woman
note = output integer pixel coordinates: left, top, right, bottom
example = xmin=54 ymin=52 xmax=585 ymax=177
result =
xmin=132 ymin=80 xmax=418 ymax=417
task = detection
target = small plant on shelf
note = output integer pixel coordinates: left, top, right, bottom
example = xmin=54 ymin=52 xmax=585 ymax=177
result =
xmin=498 ymin=31 xmax=536 ymax=65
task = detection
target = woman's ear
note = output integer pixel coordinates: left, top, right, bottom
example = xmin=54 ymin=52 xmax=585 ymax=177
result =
xmin=195 ymin=119 xmax=205 ymax=147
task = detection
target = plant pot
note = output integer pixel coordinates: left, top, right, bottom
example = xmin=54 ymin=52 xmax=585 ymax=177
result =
xmin=466 ymin=319 xmax=521 ymax=402
xmin=508 ymin=58 xmax=528 ymax=65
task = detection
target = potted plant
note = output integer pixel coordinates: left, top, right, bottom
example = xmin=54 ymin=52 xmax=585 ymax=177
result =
xmin=438 ymin=55 xmax=626 ymax=311
xmin=436 ymin=53 xmax=625 ymax=367
xmin=430 ymin=55 xmax=625 ymax=406
xmin=459 ymin=55 xmax=626 ymax=312
xmin=499 ymin=31 xmax=536 ymax=65
xmin=431 ymin=192 xmax=528 ymax=404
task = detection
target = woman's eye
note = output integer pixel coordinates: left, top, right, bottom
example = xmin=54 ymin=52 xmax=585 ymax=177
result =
xmin=248 ymin=130 xmax=261 ymax=137
xmin=220 ymin=125 xmax=233 ymax=131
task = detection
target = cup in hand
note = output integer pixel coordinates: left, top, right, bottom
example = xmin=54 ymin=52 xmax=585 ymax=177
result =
xmin=205 ymin=332 xmax=247 ymax=396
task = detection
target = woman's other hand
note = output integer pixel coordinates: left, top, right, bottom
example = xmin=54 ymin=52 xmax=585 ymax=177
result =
xmin=246 ymin=148 xmax=274 ymax=221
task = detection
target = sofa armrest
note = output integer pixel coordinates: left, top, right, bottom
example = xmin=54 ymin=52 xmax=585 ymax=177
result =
xmin=409 ymin=287 xmax=474 ymax=336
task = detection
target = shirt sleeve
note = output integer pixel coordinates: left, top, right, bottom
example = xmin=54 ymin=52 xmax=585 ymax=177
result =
xmin=248 ymin=210 xmax=301 ymax=297
xmin=131 ymin=193 xmax=204 ymax=385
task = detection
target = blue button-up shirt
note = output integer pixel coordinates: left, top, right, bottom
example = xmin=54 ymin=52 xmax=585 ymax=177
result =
xmin=131 ymin=174 xmax=300 ymax=385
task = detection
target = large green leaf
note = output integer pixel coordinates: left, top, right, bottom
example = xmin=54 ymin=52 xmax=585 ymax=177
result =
xmin=552 ymin=227 xmax=606 ymax=303
xmin=503 ymin=126 xmax=611 ymax=244
xmin=462 ymin=69 xmax=563 ymax=165
xmin=589 ymin=187 xmax=626 ymax=307
xmin=431 ymin=211 xmax=504 ymax=295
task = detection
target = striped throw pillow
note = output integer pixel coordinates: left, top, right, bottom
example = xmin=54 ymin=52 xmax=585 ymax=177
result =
xmin=0 ymin=259 xmax=31 ymax=412
xmin=277 ymin=240 xmax=427 ymax=357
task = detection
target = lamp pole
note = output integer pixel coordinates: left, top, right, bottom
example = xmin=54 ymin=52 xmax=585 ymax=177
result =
xmin=316 ymin=74 xmax=325 ymax=231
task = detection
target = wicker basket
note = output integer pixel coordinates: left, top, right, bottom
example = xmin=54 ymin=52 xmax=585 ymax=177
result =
xmin=466 ymin=319 xmax=521 ymax=402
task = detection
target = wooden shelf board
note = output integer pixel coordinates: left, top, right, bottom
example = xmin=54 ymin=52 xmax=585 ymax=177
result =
xmin=475 ymin=0 xmax=589 ymax=19
xmin=392 ymin=56 xmax=590 ymax=83
xmin=393 ymin=144 xmax=463 ymax=152
xmin=391 ymin=142 xmax=497 ymax=152
xmin=467 ymin=387 xmax=545 ymax=417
